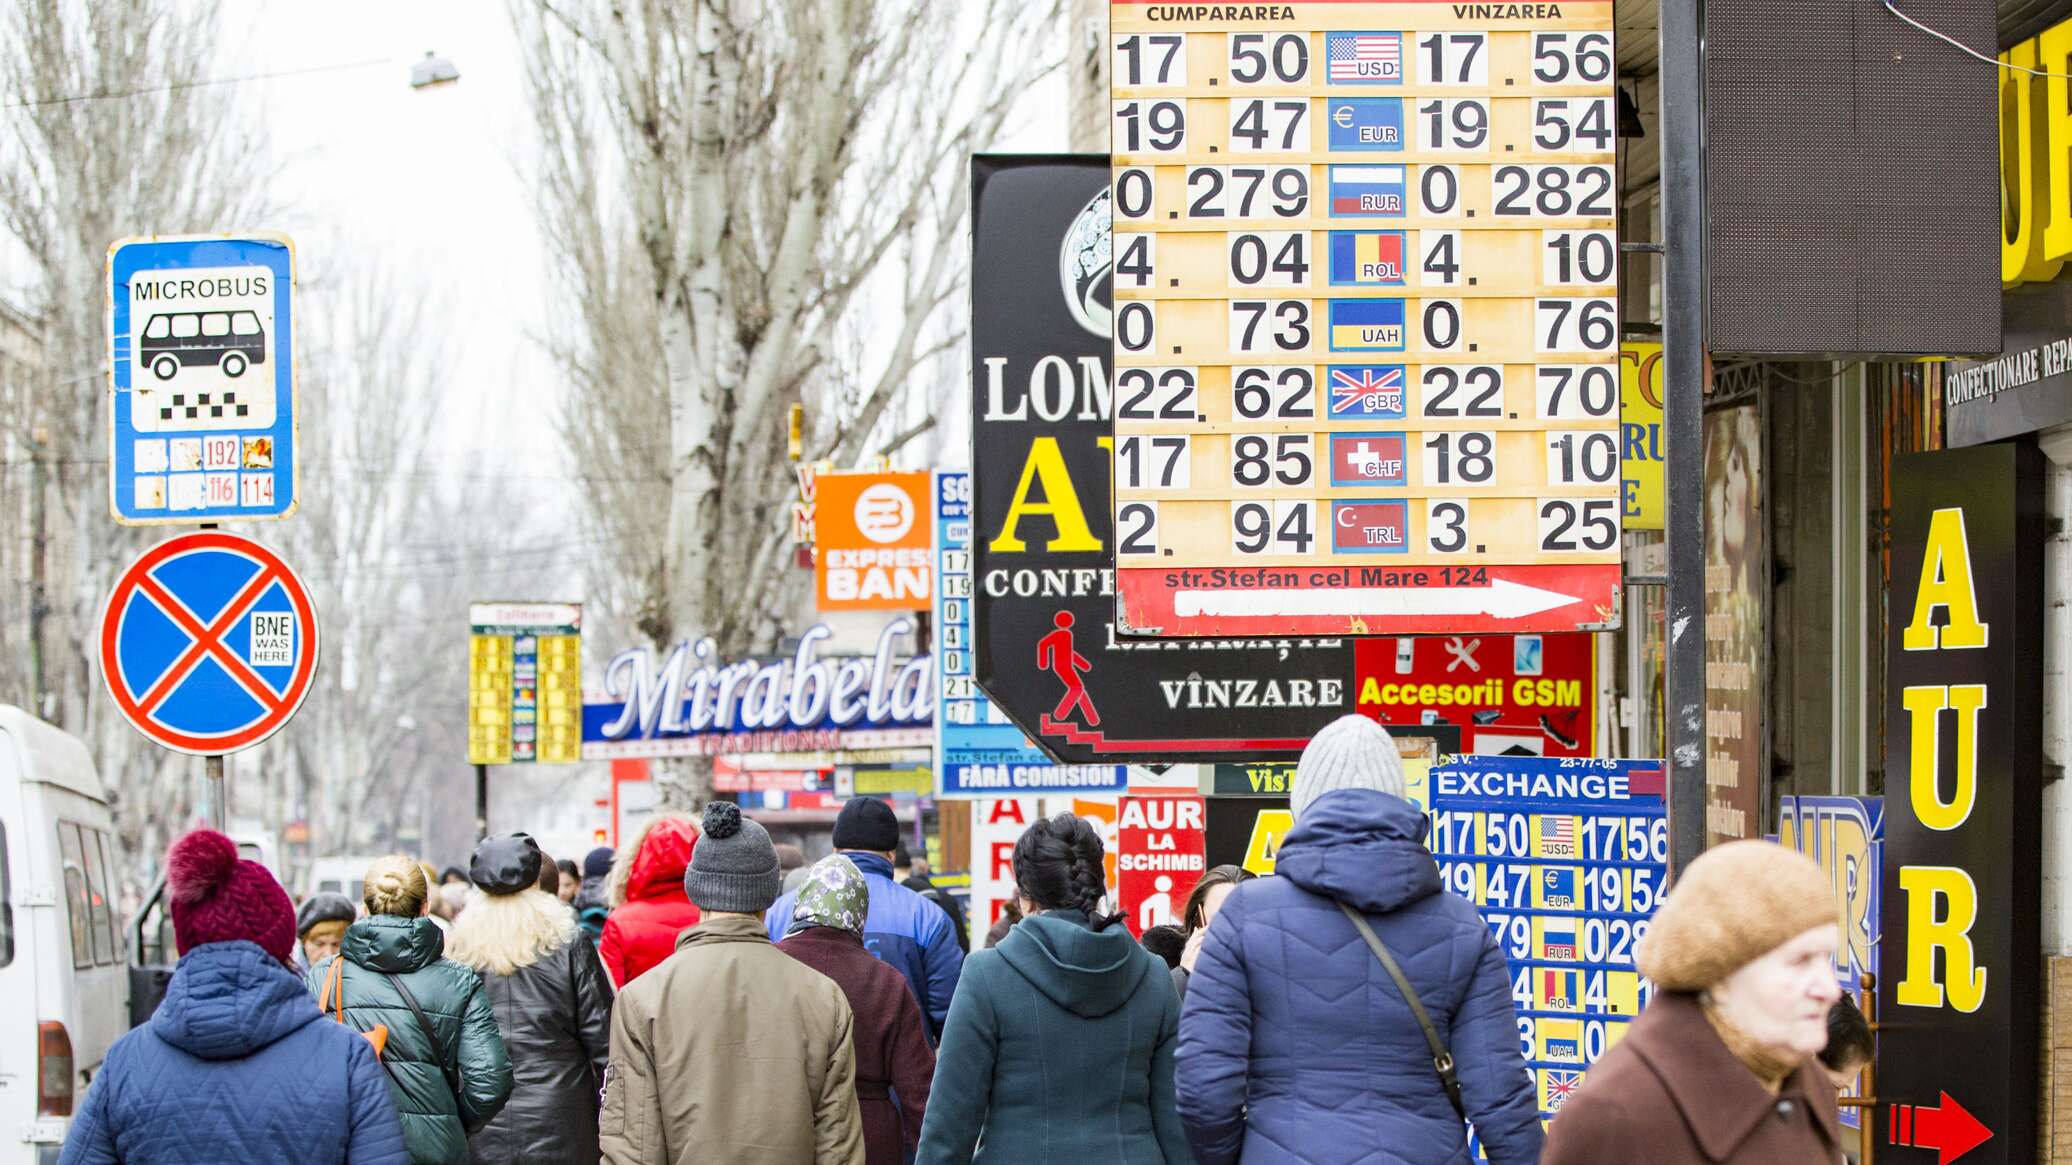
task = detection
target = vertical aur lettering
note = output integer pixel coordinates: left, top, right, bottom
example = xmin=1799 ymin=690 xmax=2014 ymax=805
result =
xmin=1895 ymin=865 xmax=1989 ymax=1013
xmin=1900 ymin=508 xmax=1989 ymax=651
xmin=1901 ymin=684 xmax=1988 ymax=831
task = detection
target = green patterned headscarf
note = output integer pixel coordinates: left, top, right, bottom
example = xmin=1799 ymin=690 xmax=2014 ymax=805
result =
xmin=790 ymin=854 xmax=870 ymax=938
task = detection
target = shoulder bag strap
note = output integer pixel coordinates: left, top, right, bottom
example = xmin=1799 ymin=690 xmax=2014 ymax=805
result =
xmin=1335 ymin=900 xmax=1467 ymax=1121
xmin=384 ymin=972 xmax=463 ymax=1100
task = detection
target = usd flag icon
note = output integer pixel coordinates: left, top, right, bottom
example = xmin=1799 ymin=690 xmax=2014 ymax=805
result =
xmin=1328 ymin=299 xmax=1406 ymax=351
xmin=1536 ymin=815 xmax=1580 ymax=858
xmin=1327 ymin=32 xmax=1402 ymax=83
xmin=1330 ymin=166 xmax=1406 ymax=217
xmin=1327 ymin=98 xmax=1404 ymax=150
xmin=1330 ymin=232 xmax=1406 ymax=286
xmin=1327 ymin=365 xmax=1406 ymax=418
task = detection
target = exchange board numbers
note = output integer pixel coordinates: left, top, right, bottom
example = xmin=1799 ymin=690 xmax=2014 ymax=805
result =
xmin=1115 ymin=233 xmax=1156 ymax=289
xmin=1231 ymin=433 xmax=1314 ymax=488
xmin=1535 ymin=297 xmax=1618 ymax=353
xmin=1538 ymin=497 xmax=1620 ymax=551
xmin=1422 ymin=431 xmax=1496 ymax=485
xmin=1536 ymin=364 xmax=1619 ymax=419
xmin=1420 ymin=365 xmax=1503 ymax=418
xmin=1231 ymin=366 xmax=1316 ymax=419
xmin=1494 ymin=165 xmax=1616 ymax=218
xmin=1113 ymin=99 xmax=1187 ymax=154
xmin=1418 ymin=99 xmax=1490 ymax=153
xmin=1228 ymin=231 xmax=1311 ymax=288
xmin=1232 ymin=499 xmax=1315 ymax=555
xmin=1228 ymin=99 xmax=1310 ymax=154
xmin=1426 ymin=498 xmax=1471 ymax=553
xmin=1531 ymin=98 xmax=1616 ymax=154
xmin=1420 ymin=298 xmax=1464 ymax=353
xmin=1545 ymin=431 xmax=1620 ymax=485
xmin=1229 ymin=299 xmax=1312 ymax=354
xmin=1419 ymin=230 xmax=1463 ymax=286
xmin=1228 ymin=32 xmax=1311 ymax=85
xmin=1113 ymin=34 xmax=1186 ymax=87
xmin=1419 ymin=164 xmax=1463 ymax=216
xmin=1186 ymin=166 xmax=1311 ymax=220
xmin=1415 ymin=32 xmax=1488 ymax=85
xmin=1532 ymin=32 xmax=1615 ymax=85
xmin=1117 ymin=501 xmax=1161 ymax=557
xmin=1116 ymin=301 xmax=1156 ymax=354
xmin=1115 ymin=367 xmax=1199 ymax=421
xmin=1543 ymin=230 xmax=1617 ymax=285
xmin=1114 ymin=167 xmax=1155 ymax=221
xmin=1116 ymin=434 xmax=1192 ymax=490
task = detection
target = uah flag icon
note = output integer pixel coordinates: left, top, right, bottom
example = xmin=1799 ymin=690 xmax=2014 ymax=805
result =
xmin=1328 ymin=299 xmax=1406 ymax=351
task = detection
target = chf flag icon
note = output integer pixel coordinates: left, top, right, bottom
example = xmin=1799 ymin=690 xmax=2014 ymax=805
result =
xmin=1327 ymin=98 xmax=1404 ymax=150
xmin=1330 ymin=232 xmax=1406 ymax=286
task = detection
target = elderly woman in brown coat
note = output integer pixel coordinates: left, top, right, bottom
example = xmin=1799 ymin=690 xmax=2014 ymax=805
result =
xmin=1542 ymin=840 xmax=1845 ymax=1164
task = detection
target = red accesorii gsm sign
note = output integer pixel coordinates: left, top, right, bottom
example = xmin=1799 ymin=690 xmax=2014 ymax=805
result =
xmin=1354 ymin=633 xmax=1595 ymax=757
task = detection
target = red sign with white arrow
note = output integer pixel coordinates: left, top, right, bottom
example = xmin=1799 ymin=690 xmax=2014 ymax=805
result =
xmin=1889 ymin=1093 xmax=1993 ymax=1165
xmin=1116 ymin=563 xmax=1620 ymax=638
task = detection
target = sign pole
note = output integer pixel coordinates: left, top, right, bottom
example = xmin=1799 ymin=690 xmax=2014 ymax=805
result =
xmin=1660 ymin=0 xmax=1708 ymax=877
xmin=203 ymin=755 xmax=226 ymax=830
xmin=475 ymin=763 xmax=489 ymax=842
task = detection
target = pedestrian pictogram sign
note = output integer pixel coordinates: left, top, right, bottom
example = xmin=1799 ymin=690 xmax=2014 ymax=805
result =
xmin=1106 ymin=3 xmax=1623 ymax=637
xmin=98 ymin=531 xmax=318 ymax=755
xmin=108 ymin=235 xmax=297 ymax=525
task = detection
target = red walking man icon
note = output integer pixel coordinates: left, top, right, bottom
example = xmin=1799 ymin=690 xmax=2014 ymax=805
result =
xmin=1037 ymin=610 xmax=1100 ymax=727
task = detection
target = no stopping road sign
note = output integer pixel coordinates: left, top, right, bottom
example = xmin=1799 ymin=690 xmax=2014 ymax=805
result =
xmin=99 ymin=531 xmax=318 ymax=754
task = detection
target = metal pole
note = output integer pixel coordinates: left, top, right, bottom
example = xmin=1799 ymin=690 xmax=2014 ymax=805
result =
xmin=475 ymin=763 xmax=489 ymax=841
xmin=1660 ymin=0 xmax=1709 ymax=876
xmin=203 ymin=754 xmax=227 ymax=830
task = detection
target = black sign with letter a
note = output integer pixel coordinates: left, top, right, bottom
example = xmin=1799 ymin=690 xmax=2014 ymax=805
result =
xmin=1876 ymin=443 xmax=2042 ymax=1164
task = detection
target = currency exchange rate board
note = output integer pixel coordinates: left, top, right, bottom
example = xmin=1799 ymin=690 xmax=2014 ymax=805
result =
xmin=1108 ymin=2 xmax=1623 ymax=639
xmin=1423 ymin=755 xmax=1667 ymax=1130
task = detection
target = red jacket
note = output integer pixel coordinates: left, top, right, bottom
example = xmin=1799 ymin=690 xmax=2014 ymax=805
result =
xmin=779 ymin=925 xmax=935 ymax=1164
xmin=600 ymin=819 xmax=701 ymax=987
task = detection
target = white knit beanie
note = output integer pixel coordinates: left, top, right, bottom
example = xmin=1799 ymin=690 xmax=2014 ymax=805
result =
xmin=1291 ymin=714 xmax=1408 ymax=819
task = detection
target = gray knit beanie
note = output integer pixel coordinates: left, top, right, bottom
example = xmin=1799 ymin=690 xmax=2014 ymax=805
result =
xmin=1291 ymin=714 xmax=1408 ymax=820
xmin=683 ymin=802 xmax=782 ymax=914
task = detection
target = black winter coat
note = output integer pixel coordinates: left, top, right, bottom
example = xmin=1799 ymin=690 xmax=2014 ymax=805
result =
xmin=467 ymin=935 xmax=615 ymax=1165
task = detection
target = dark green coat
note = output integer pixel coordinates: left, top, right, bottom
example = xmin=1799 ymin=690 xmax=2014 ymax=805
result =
xmin=311 ymin=916 xmax=513 ymax=1165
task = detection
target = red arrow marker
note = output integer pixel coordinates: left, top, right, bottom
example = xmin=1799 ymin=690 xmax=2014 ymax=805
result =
xmin=1890 ymin=1092 xmax=1993 ymax=1165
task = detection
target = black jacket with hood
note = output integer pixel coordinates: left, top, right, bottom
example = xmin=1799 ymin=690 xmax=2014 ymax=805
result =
xmin=913 ymin=909 xmax=1191 ymax=1165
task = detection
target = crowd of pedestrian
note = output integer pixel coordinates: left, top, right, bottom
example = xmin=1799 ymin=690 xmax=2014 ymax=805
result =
xmin=60 ymin=712 xmax=1864 ymax=1165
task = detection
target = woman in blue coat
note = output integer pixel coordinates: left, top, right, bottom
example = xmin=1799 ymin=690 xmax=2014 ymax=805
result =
xmin=915 ymin=812 xmax=1191 ymax=1165
xmin=1176 ymin=715 xmax=1543 ymax=1165
xmin=61 ymin=830 xmax=408 ymax=1165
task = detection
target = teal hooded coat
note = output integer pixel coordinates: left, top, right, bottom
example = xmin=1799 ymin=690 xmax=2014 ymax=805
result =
xmin=311 ymin=915 xmax=514 ymax=1165
xmin=913 ymin=909 xmax=1190 ymax=1165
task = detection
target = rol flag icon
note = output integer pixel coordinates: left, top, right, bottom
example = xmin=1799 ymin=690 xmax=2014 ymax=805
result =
xmin=99 ymin=531 xmax=319 ymax=754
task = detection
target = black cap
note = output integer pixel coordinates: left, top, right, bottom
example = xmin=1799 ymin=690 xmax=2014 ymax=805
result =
xmin=832 ymin=796 xmax=899 ymax=852
xmin=295 ymin=892 xmax=357 ymax=936
xmin=470 ymin=832 xmax=544 ymax=896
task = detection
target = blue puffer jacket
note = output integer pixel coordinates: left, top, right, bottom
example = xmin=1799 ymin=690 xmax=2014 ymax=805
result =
xmin=60 ymin=941 xmax=408 ymax=1165
xmin=765 ymin=851 xmax=964 ymax=1037
xmin=1176 ymin=790 xmax=1543 ymax=1165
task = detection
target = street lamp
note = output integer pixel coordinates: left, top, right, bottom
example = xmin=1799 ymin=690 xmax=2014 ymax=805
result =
xmin=409 ymin=51 xmax=460 ymax=90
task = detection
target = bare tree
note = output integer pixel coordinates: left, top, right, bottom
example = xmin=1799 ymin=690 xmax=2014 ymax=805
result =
xmin=0 ymin=0 xmax=271 ymax=869
xmin=515 ymin=0 xmax=1064 ymax=805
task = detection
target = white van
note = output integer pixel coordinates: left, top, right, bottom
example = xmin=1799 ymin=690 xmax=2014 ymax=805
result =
xmin=0 ymin=706 xmax=127 ymax=1164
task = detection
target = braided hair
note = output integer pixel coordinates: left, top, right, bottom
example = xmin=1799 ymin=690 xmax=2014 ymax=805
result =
xmin=1013 ymin=812 xmax=1124 ymax=931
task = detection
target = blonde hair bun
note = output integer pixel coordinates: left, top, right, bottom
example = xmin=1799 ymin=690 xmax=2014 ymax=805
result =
xmin=362 ymin=854 xmax=430 ymax=917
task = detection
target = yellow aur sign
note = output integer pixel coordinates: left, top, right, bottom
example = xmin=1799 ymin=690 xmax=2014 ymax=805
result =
xmin=1108 ymin=2 xmax=1622 ymax=599
xmin=1619 ymin=342 xmax=1662 ymax=529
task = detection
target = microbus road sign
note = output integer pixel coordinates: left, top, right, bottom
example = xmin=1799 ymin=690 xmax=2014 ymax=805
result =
xmin=99 ymin=531 xmax=319 ymax=755
xmin=107 ymin=234 xmax=298 ymax=525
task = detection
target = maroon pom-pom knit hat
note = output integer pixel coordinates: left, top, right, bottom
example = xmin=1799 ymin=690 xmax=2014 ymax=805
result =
xmin=167 ymin=829 xmax=297 ymax=964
